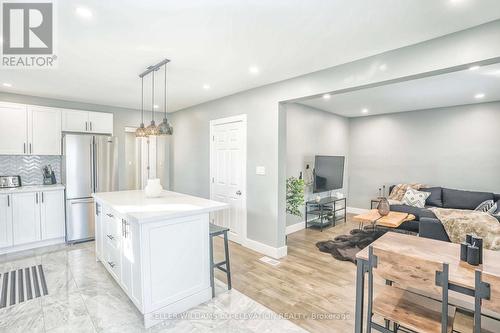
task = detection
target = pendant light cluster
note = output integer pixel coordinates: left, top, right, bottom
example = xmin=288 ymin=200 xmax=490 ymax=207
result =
xmin=135 ymin=58 xmax=173 ymax=137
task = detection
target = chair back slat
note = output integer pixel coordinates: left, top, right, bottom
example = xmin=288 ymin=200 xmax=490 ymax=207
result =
xmin=481 ymin=271 xmax=500 ymax=313
xmin=372 ymin=247 xmax=444 ymax=297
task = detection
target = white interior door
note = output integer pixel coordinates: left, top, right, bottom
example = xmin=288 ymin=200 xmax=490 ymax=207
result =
xmin=210 ymin=115 xmax=247 ymax=244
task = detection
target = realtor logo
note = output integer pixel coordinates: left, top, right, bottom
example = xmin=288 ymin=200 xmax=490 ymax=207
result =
xmin=2 ymin=1 xmax=56 ymax=67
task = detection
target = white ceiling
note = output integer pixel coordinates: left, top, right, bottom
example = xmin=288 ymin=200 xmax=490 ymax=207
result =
xmin=1 ymin=0 xmax=500 ymax=112
xmin=298 ymin=63 xmax=500 ymax=116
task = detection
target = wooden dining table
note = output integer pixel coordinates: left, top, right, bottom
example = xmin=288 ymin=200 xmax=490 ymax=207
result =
xmin=354 ymin=232 xmax=500 ymax=333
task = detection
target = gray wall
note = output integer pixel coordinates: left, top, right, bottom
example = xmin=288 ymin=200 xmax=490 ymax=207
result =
xmin=170 ymin=20 xmax=500 ymax=250
xmin=0 ymin=92 xmax=164 ymax=190
xmin=348 ymin=102 xmax=500 ymax=208
xmin=285 ymin=103 xmax=349 ymax=226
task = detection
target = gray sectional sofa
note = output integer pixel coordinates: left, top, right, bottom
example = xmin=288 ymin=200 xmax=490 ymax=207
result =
xmin=388 ymin=186 xmax=500 ymax=242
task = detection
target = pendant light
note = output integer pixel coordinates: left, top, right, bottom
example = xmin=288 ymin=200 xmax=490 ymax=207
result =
xmin=145 ymin=70 xmax=160 ymax=136
xmin=158 ymin=63 xmax=173 ymax=135
xmin=135 ymin=77 xmax=147 ymax=137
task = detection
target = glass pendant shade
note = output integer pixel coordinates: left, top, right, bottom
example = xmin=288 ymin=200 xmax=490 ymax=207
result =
xmin=145 ymin=120 xmax=160 ymax=136
xmin=135 ymin=123 xmax=147 ymax=137
xmin=158 ymin=117 xmax=173 ymax=135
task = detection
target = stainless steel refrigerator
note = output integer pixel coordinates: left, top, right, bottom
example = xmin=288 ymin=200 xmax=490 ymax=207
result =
xmin=62 ymin=134 xmax=118 ymax=243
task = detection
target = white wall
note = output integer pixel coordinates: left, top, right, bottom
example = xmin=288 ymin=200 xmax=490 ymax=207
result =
xmin=170 ymin=20 xmax=500 ymax=253
xmin=348 ymin=102 xmax=500 ymax=208
xmin=285 ymin=103 xmax=349 ymax=227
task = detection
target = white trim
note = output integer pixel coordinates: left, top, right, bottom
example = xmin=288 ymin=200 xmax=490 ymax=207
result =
xmin=209 ymin=114 xmax=247 ymax=245
xmin=0 ymin=237 xmax=65 ymax=255
xmin=347 ymin=206 xmax=369 ymax=214
xmin=286 ymin=221 xmax=305 ymax=235
xmin=243 ymin=238 xmax=287 ymax=259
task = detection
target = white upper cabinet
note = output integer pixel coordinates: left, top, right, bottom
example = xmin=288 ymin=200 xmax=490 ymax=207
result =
xmin=88 ymin=111 xmax=113 ymax=134
xmin=62 ymin=110 xmax=113 ymax=135
xmin=62 ymin=109 xmax=88 ymax=133
xmin=29 ymin=106 xmax=62 ymax=155
xmin=0 ymin=102 xmax=28 ymax=155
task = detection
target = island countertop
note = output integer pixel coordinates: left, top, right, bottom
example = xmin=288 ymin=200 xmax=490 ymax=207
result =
xmin=92 ymin=190 xmax=228 ymax=224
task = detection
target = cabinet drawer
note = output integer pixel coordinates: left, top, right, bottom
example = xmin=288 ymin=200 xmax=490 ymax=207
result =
xmin=104 ymin=241 xmax=121 ymax=281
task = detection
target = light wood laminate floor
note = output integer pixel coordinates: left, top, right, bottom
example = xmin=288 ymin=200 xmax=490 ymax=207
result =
xmin=213 ymin=215 xmax=360 ymax=333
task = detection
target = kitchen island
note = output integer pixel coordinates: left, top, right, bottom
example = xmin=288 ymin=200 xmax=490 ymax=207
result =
xmin=92 ymin=190 xmax=228 ymax=328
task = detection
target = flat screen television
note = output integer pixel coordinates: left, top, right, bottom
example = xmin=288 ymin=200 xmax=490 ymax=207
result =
xmin=313 ymin=155 xmax=345 ymax=193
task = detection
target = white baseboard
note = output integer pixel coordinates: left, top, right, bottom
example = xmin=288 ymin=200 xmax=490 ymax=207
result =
xmin=243 ymin=238 xmax=287 ymax=259
xmin=347 ymin=206 xmax=369 ymax=214
xmin=0 ymin=237 xmax=65 ymax=255
xmin=286 ymin=221 xmax=305 ymax=235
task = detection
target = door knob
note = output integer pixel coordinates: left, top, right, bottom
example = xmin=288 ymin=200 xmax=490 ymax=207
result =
xmin=236 ymin=190 xmax=242 ymax=195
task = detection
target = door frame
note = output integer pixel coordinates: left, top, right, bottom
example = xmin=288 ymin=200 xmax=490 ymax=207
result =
xmin=209 ymin=114 xmax=247 ymax=245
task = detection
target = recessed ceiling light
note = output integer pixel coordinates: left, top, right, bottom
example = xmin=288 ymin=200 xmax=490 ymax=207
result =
xmin=379 ymin=64 xmax=387 ymax=71
xmin=361 ymin=108 xmax=369 ymax=114
xmin=153 ymin=104 xmax=159 ymax=109
xmin=469 ymin=65 xmax=480 ymax=71
xmin=203 ymin=84 xmax=211 ymax=90
xmin=76 ymin=7 xmax=93 ymax=19
xmin=249 ymin=66 xmax=259 ymax=75
xmin=474 ymin=93 xmax=485 ymax=99
xmin=2 ymin=83 xmax=12 ymax=87
xmin=322 ymin=94 xmax=331 ymax=100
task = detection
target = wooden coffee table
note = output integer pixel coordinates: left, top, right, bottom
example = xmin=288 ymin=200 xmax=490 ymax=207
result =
xmin=354 ymin=209 xmax=415 ymax=231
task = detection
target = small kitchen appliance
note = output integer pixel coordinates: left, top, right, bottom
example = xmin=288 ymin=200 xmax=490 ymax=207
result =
xmin=0 ymin=175 xmax=21 ymax=188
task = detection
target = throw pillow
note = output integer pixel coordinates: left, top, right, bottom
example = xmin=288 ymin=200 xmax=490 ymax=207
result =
xmin=401 ymin=188 xmax=431 ymax=208
xmin=475 ymin=200 xmax=497 ymax=214
xmin=388 ymin=183 xmax=424 ymax=201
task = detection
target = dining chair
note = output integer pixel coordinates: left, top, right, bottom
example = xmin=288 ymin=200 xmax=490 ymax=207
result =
xmin=366 ymin=245 xmax=456 ymax=333
xmin=473 ymin=270 xmax=500 ymax=333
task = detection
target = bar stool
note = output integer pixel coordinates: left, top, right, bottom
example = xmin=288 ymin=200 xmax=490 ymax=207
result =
xmin=209 ymin=223 xmax=232 ymax=298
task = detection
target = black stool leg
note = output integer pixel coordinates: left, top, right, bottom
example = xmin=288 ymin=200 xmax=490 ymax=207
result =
xmin=223 ymin=231 xmax=232 ymax=290
xmin=209 ymin=235 xmax=215 ymax=298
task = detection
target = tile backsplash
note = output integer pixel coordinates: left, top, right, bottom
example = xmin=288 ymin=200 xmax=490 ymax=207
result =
xmin=0 ymin=155 xmax=62 ymax=185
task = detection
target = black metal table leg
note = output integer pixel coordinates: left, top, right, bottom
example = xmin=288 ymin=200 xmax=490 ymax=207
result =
xmin=355 ymin=259 xmax=366 ymax=333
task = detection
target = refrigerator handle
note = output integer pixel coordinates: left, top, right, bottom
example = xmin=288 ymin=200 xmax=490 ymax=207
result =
xmin=90 ymin=142 xmax=94 ymax=192
xmin=95 ymin=141 xmax=99 ymax=192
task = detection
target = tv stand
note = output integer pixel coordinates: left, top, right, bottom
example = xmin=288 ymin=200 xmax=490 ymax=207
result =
xmin=305 ymin=197 xmax=346 ymax=231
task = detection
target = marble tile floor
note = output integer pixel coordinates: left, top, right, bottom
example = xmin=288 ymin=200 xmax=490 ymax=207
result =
xmin=0 ymin=242 xmax=307 ymax=333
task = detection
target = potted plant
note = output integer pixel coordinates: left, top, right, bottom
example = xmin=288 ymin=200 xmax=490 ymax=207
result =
xmin=286 ymin=177 xmax=305 ymax=217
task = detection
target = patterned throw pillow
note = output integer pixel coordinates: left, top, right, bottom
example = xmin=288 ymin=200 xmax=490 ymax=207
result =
xmin=388 ymin=183 xmax=424 ymax=201
xmin=401 ymin=188 xmax=431 ymax=208
xmin=475 ymin=200 xmax=498 ymax=214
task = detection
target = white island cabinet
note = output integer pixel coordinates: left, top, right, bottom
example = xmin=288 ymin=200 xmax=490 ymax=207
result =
xmin=92 ymin=190 xmax=228 ymax=328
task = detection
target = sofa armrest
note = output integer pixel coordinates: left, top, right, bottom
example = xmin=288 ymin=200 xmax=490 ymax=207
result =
xmin=419 ymin=217 xmax=451 ymax=242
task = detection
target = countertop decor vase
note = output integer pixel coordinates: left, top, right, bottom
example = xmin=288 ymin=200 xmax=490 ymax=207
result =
xmin=377 ymin=197 xmax=390 ymax=216
xmin=145 ymin=178 xmax=163 ymax=198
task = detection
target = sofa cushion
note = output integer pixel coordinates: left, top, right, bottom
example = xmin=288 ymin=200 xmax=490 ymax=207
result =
xmin=398 ymin=220 xmax=419 ymax=233
xmin=401 ymin=188 xmax=430 ymax=208
xmin=442 ymin=188 xmax=494 ymax=210
xmin=390 ymin=204 xmax=437 ymax=221
xmin=421 ymin=187 xmax=443 ymax=207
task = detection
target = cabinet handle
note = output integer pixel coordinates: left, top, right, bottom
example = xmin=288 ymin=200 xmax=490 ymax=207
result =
xmin=29 ymin=143 xmax=32 ymax=154
xmin=7 ymin=195 xmax=10 ymax=207
xmin=90 ymin=122 xmax=93 ymax=131
xmin=85 ymin=121 xmax=88 ymax=131
xmin=35 ymin=193 xmax=39 ymax=204
xmin=107 ymin=261 xmax=115 ymax=268
xmin=106 ymin=234 xmax=114 ymax=240
xmin=41 ymin=192 xmax=44 ymax=203
xmin=23 ymin=143 xmax=26 ymax=154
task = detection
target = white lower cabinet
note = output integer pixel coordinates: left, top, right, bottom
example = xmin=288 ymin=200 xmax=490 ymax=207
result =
xmin=96 ymin=206 xmax=142 ymax=310
xmin=12 ymin=192 xmax=41 ymax=245
xmin=1 ymin=188 xmax=65 ymax=253
xmin=0 ymin=194 xmax=13 ymax=248
xmin=40 ymin=190 xmax=66 ymax=239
